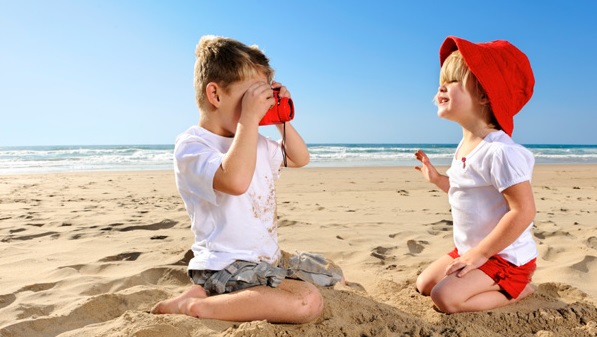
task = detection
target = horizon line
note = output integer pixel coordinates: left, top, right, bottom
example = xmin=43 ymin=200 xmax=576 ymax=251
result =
xmin=2 ymin=142 xmax=597 ymax=148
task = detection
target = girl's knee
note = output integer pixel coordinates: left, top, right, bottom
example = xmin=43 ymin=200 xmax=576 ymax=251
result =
xmin=430 ymin=287 xmax=460 ymax=314
xmin=415 ymin=274 xmax=433 ymax=296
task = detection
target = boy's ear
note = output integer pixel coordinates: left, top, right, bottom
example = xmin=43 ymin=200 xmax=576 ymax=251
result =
xmin=206 ymin=82 xmax=220 ymax=107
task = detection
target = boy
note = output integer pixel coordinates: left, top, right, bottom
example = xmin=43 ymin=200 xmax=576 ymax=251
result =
xmin=151 ymin=35 xmax=343 ymax=323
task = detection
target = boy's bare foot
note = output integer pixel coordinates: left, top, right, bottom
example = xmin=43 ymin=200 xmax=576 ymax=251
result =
xmin=151 ymin=285 xmax=208 ymax=315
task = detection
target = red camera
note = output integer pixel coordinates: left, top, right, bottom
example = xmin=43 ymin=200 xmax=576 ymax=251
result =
xmin=259 ymin=88 xmax=295 ymax=126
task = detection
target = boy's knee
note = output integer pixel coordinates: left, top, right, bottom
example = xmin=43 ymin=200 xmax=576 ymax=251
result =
xmin=293 ymin=285 xmax=323 ymax=323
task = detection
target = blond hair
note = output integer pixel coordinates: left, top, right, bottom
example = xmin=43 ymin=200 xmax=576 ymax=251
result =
xmin=437 ymin=50 xmax=501 ymax=130
xmin=439 ymin=50 xmax=478 ymax=94
xmin=194 ymin=35 xmax=274 ymax=111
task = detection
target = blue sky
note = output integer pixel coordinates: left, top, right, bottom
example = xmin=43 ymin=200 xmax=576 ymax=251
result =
xmin=1 ymin=1 xmax=596 ymax=146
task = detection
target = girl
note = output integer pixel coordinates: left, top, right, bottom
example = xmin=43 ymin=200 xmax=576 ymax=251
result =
xmin=414 ymin=36 xmax=538 ymax=313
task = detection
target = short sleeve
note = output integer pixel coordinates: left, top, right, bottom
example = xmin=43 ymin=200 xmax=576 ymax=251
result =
xmin=490 ymin=145 xmax=535 ymax=192
xmin=264 ymin=136 xmax=283 ymax=179
xmin=174 ymin=139 xmax=223 ymax=205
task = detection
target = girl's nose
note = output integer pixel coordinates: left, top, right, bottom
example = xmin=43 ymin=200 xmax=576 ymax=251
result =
xmin=438 ymin=84 xmax=447 ymax=93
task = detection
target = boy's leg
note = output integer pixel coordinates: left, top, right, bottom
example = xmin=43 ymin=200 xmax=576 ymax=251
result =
xmin=152 ymin=278 xmax=323 ymax=323
xmin=429 ymin=270 xmax=534 ymax=313
xmin=416 ymin=254 xmax=454 ymax=295
xmin=151 ymin=284 xmax=208 ymax=315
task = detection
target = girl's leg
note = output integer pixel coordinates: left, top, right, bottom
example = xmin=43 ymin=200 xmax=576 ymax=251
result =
xmin=416 ymin=254 xmax=454 ymax=295
xmin=430 ymin=270 xmax=534 ymax=313
xmin=152 ymin=279 xmax=323 ymax=323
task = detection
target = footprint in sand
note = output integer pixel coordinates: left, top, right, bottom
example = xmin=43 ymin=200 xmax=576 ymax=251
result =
xmin=0 ymin=294 xmax=17 ymax=310
xmin=170 ymin=249 xmax=194 ymax=266
xmin=570 ymin=255 xmax=596 ymax=273
xmin=534 ymin=229 xmax=572 ymax=240
xmin=371 ymin=246 xmax=396 ymax=261
xmin=396 ymin=189 xmax=409 ymax=196
xmin=278 ymin=219 xmax=300 ymax=227
xmin=587 ymin=236 xmax=597 ymax=250
xmin=425 ymin=219 xmax=453 ymax=236
xmin=99 ymin=252 xmax=142 ymax=262
xmin=116 ymin=219 xmax=178 ymax=232
xmin=1 ymin=231 xmax=59 ymax=243
xmin=406 ymin=240 xmax=428 ymax=255
xmin=18 ymin=282 xmax=57 ymax=293
xmin=541 ymin=246 xmax=565 ymax=262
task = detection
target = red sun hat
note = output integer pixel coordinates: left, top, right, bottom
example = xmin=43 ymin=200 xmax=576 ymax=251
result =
xmin=439 ymin=36 xmax=535 ymax=136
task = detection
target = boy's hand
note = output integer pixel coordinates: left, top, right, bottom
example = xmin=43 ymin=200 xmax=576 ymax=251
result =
xmin=240 ymin=82 xmax=274 ymax=125
xmin=271 ymin=81 xmax=291 ymax=98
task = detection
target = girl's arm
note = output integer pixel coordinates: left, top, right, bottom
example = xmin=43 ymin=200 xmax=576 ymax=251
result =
xmin=414 ymin=150 xmax=450 ymax=192
xmin=446 ymin=181 xmax=536 ymax=277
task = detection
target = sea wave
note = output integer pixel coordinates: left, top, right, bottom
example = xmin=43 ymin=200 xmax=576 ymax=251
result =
xmin=1 ymin=144 xmax=596 ymax=174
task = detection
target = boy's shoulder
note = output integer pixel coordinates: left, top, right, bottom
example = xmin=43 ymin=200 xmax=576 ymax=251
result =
xmin=176 ymin=125 xmax=224 ymax=145
xmin=174 ymin=125 xmax=238 ymax=156
xmin=175 ymin=126 xmax=203 ymax=149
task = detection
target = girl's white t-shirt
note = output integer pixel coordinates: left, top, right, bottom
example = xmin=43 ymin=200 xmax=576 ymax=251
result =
xmin=173 ymin=126 xmax=283 ymax=271
xmin=446 ymin=131 xmax=538 ymax=266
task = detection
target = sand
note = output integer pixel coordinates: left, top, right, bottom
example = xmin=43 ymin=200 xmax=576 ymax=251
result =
xmin=0 ymin=165 xmax=596 ymax=337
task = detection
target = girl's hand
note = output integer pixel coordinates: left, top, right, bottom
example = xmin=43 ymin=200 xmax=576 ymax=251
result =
xmin=445 ymin=248 xmax=489 ymax=278
xmin=414 ymin=150 xmax=440 ymax=184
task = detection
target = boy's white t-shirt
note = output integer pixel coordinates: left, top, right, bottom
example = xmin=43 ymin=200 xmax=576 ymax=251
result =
xmin=174 ymin=125 xmax=283 ymax=271
xmin=446 ymin=130 xmax=538 ymax=266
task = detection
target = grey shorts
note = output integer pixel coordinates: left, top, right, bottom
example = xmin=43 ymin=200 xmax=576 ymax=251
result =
xmin=188 ymin=251 xmax=344 ymax=295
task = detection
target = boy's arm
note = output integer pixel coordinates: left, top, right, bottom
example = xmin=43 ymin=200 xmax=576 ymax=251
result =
xmin=270 ymin=81 xmax=309 ymax=168
xmin=276 ymin=122 xmax=310 ymax=168
xmin=214 ymin=122 xmax=259 ymax=195
xmin=446 ymin=181 xmax=536 ymax=277
xmin=213 ymin=82 xmax=272 ymax=195
xmin=414 ymin=150 xmax=450 ymax=192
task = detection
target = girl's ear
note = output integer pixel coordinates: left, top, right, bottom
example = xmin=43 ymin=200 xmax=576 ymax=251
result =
xmin=206 ymin=82 xmax=220 ymax=107
xmin=479 ymin=92 xmax=490 ymax=106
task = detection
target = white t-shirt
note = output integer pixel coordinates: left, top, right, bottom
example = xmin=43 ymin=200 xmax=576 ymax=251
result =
xmin=446 ymin=131 xmax=538 ymax=266
xmin=174 ymin=125 xmax=284 ymax=271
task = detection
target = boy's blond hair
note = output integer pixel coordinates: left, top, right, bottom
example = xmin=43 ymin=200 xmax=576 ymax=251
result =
xmin=438 ymin=50 xmax=501 ymax=130
xmin=194 ymin=35 xmax=275 ymax=111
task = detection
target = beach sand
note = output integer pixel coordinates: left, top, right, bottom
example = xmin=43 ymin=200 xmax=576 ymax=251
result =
xmin=1 ymin=165 xmax=596 ymax=337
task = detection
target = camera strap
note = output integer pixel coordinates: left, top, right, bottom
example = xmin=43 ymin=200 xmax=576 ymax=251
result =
xmin=281 ymin=122 xmax=287 ymax=167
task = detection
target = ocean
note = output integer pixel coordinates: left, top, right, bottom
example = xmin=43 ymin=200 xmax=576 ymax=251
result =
xmin=1 ymin=143 xmax=597 ymax=175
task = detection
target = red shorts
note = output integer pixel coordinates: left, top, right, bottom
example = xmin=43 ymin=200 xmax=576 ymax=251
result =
xmin=448 ymin=248 xmax=536 ymax=299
